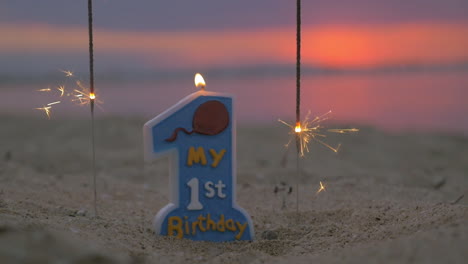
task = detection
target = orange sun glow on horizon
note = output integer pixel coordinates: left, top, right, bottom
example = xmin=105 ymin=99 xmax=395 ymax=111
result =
xmin=1 ymin=23 xmax=468 ymax=69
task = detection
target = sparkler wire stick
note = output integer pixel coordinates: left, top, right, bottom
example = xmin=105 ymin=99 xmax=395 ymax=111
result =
xmin=296 ymin=0 xmax=301 ymax=126
xmin=295 ymin=0 xmax=302 ymax=215
xmin=88 ymin=0 xmax=98 ymax=217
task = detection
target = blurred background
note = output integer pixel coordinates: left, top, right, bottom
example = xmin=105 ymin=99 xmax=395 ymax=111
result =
xmin=1 ymin=0 xmax=467 ymax=133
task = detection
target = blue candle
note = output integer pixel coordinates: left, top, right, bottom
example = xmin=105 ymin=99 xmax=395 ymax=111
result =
xmin=144 ymin=74 xmax=254 ymax=242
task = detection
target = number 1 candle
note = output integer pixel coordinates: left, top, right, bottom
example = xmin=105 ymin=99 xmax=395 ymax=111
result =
xmin=143 ymin=74 xmax=254 ymax=241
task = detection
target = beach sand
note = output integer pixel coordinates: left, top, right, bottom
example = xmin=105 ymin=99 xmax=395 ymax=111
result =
xmin=0 ymin=115 xmax=467 ymax=263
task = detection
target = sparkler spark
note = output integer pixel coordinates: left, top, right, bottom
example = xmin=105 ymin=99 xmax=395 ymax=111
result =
xmin=47 ymin=101 xmax=61 ymax=106
xmin=60 ymin=70 xmax=74 ymax=77
xmin=35 ymin=70 xmax=103 ymax=119
xmin=279 ymin=110 xmax=359 ymax=156
xmin=294 ymin=123 xmax=302 ymax=133
xmin=328 ymin=128 xmax=360 ymax=134
xmin=316 ymin=181 xmax=326 ymax=194
xmin=37 ymin=88 xmax=51 ymax=92
xmin=35 ymin=106 xmax=52 ymax=119
xmin=57 ymin=85 xmax=65 ymax=97
xmin=74 ymin=81 xmax=101 ymax=106
xmin=72 ymin=86 xmax=88 ymax=105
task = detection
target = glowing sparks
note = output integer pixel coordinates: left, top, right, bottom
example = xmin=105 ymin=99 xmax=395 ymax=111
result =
xmin=57 ymin=85 xmax=65 ymax=97
xmin=35 ymin=106 xmax=52 ymax=119
xmin=37 ymin=88 xmax=51 ymax=92
xmin=47 ymin=101 xmax=61 ymax=106
xmin=72 ymin=87 xmax=88 ymax=105
xmin=60 ymin=70 xmax=74 ymax=77
xmin=34 ymin=70 xmax=103 ymax=119
xmin=73 ymin=81 xmax=102 ymax=106
xmin=328 ymin=128 xmax=360 ymax=134
xmin=316 ymin=181 xmax=326 ymax=194
xmin=279 ymin=111 xmax=359 ymax=156
xmin=295 ymin=123 xmax=302 ymax=133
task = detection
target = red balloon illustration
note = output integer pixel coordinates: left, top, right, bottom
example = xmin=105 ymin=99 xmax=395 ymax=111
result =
xmin=165 ymin=100 xmax=229 ymax=142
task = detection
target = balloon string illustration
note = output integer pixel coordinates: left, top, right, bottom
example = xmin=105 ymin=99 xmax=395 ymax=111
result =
xmin=165 ymin=128 xmax=194 ymax=142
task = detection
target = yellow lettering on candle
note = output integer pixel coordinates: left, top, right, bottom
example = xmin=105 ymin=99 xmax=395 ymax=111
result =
xmin=225 ymin=219 xmax=236 ymax=231
xmin=192 ymin=220 xmax=199 ymax=236
xmin=209 ymin=149 xmax=226 ymax=168
xmin=197 ymin=215 xmax=206 ymax=232
xmin=187 ymin=146 xmax=207 ymax=166
xmin=168 ymin=216 xmax=183 ymax=238
xmin=166 ymin=215 xmax=249 ymax=240
xmin=235 ymin=221 xmax=248 ymax=240
xmin=217 ymin=214 xmax=226 ymax=232
xmin=184 ymin=216 xmax=189 ymax=235
xmin=206 ymin=214 xmax=217 ymax=231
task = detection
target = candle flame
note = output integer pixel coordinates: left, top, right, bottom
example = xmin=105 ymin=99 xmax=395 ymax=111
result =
xmin=194 ymin=73 xmax=206 ymax=90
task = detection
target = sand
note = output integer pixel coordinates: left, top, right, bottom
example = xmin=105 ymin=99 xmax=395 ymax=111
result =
xmin=0 ymin=115 xmax=467 ymax=263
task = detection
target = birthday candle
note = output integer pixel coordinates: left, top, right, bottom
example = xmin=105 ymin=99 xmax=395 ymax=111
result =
xmin=143 ymin=74 xmax=254 ymax=242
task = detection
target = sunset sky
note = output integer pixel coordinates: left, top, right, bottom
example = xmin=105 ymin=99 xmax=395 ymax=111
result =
xmin=1 ymin=1 xmax=468 ymax=133
xmin=1 ymin=0 xmax=468 ymax=74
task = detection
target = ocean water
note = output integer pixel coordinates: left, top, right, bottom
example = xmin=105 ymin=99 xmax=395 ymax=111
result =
xmin=2 ymin=70 xmax=467 ymax=134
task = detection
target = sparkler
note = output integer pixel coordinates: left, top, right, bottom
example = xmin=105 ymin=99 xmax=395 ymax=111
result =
xmin=34 ymin=71 xmax=102 ymax=119
xmin=34 ymin=1 xmax=99 ymax=217
xmin=294 ymin=0 xmax=302 ymax=216
xmin=279 ymin=111 xmax=358 ymax=211
xmin=88 ymin=0 xmax=98 ymax=217
xmin=285 ymin=0 xmax=359 ymax=215
xmin=35 ymin=66 xmax=101 ymax=219
xmin=279 ymin=111 xmax=359 ymax=157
